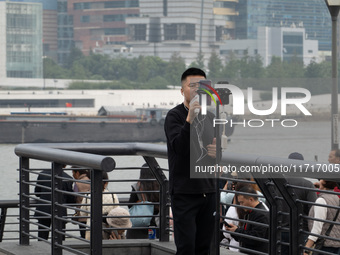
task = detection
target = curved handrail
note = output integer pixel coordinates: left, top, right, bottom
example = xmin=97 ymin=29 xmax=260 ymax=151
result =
xmin=15 ymin=142 xmax=340 ymax=178
xmin=16 ymin=142 xmax=168 ymax=158
xmin=15 ymin=144 xmax=116 ymax=172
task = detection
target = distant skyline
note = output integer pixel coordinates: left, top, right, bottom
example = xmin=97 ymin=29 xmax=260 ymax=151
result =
xmin=235 ymin=0 xmax=331 ymax=51
xmin=0 ymin=0 xmax=337 ymax=81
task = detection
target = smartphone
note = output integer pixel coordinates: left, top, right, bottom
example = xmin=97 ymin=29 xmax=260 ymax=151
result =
xmin=224 ymin=221 xmax=232 ymax=228
xmin=198 ymin=79 xmax=211 ymax=87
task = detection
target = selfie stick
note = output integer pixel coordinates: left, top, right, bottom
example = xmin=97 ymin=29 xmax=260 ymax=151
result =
xmin=214 ymin=82 xmax=230 ymax=255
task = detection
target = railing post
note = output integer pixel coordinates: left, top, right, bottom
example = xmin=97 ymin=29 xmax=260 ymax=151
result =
xmin=271 ymin=176 xmax=302 ymax=255
xmin=51 ymin=162 xmax=63 ymax=255
xmin=143 ymin=156 xmax=169 ymax=242
xmin=19 ymin=156 xmax=30 ymax=245
xmin=255 ymin=177 xmax=278 ymax=255
xmin=0 ymin=207 xmax=8 ymax=242
xmin=213 ymin=102 xmax=221 ymax=255
xmin=90 ymin=169 xmax=103 ymax=255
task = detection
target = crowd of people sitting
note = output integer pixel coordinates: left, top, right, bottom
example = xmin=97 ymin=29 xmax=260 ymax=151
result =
xmin=220 ymin=150 xmax=340 ymax=255
xmin=34 ymin=164 xmax=159 ymax=241
xmin=34 ymin=150 xmax=340 ymax=254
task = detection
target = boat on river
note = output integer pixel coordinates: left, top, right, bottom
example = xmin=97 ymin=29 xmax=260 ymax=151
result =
xmin=0 ymin=89 xmax=235 ymax=144
xmin=0 ymin=107 xmax=235 ymax=144
xmin=0 ymin=108 xmax=168 ymax=143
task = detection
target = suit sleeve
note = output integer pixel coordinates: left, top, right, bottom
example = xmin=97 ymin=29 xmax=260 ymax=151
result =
xmin=233 ymin=212 xmax=268 ymax=244
xmin=164 ymin=110 xmax=190 ymax=155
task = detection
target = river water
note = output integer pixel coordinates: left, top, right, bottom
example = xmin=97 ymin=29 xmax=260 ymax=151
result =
xmin=0 ymin=120 xmax=332 ymax=200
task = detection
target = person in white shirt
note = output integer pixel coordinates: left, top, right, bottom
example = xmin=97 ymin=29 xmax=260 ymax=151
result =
xmin=80 ymin=171 xmax=119 ymax=240
xmin=304 ymin=180 xmax=340 ymax=255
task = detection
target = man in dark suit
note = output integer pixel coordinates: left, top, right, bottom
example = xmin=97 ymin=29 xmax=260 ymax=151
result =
xmin=34 ymin=168 xmax=75 ymax=240
xmin=280 ymin=152 xmax=317 ymax=255
xmin=226 ymin=185 xmax=269 ymax=254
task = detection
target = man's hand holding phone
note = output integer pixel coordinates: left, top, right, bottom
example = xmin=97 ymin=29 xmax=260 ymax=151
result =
xmin=186 ymin=94 xmax=201 ymax=124
xmin=224 ymin=222 xmax=238 ymax=232
xmin=224 ymin=221 xmax=232 ymax=228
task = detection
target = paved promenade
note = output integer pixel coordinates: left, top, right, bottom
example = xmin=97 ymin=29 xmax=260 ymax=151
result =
xmin=0 ymin=240 xmax=240 ymax=255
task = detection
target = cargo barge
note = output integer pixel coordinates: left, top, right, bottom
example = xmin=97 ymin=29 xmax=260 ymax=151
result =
xmin=0 ymin=108 xmax=168 ymax=143
xmin=0 ymin=108 xmax=235 ymax=144
xmin=0 ymin=90 xmax=235 ymax=144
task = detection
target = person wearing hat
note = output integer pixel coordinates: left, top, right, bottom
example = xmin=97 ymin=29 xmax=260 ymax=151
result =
xmin=80 ymin=172 xmax=119 ymax=240
xmin=106 ymin=207 xmax=132 ymax=240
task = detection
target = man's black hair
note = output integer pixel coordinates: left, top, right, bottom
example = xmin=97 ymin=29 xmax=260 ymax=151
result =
xmin=237 ymin=185 xmax=258 ymax=200
xmin=288 ymin=152 xmax=304 ymax=160
xmin=72 ymin=166 xmax=90 ymax=179
xmin=322 ymin=180 xmax=338 ymax=190
xmin=181 ymin=67 xmax=206 ymax=82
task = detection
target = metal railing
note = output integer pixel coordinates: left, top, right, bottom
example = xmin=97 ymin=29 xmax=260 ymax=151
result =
xmin=6 ymin=142 xmax=340 ymax=255
xmin=0 ymin=200 xmax=20 ymax=242
xmin=218 ymin=152 xmax=340 ymax=255
xmin=15 ymin=143 xmax=170 ymax=255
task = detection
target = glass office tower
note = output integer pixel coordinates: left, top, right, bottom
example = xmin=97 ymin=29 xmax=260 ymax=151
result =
xmin=0 ymin=2 xmax=43 ymax=78
xmin=235 ymin=0 xmax=331 ymax=51
xmin=57 ymin=0 xmax=74 ymax=65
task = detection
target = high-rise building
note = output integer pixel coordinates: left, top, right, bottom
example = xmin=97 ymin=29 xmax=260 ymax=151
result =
xmin=0 ymin=1 xmax=43 ymax=78
xmin=0 ymin=0 xmax=58 ymax=61
xmin=40 ymin=0 xmax=58 ymax=60
xmin=66 ymin=0 xmax=139 ymax=55
xmin=213 ymin=0 xmax=238 ymax=40
xmin=220 ymin=27 xmax=319 ymax=67
xmin=235 ymin=0 xmax=331 ymax=51
xmin=58 ymin=0 xmax=74 ymax=65
xmin=126 ymin=0 xmax=224 ymax=65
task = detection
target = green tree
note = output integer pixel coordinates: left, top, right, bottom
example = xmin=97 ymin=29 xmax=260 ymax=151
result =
xmin=208 ymin=51 xmax=223 ymax=78
xmin=141 ymin=76 xmax=169 ymax=89
xmin=189 ymin=51 xmax=205 ymax=69
xmin=165 ymin=52 xmax=186 ymax=85
xmin=305 ymin=59 xmax=331 ymax=78
xmin=242 ymin=54 xmax=265 ymax=78
xmin=70 ymin=61 xmax=89 ymax=79
xmin=134 ymin=56 xmax=168 ymax=84
xmin=136 ymin=56 xmax=150 ymax=83
xmin=284 ymin=55 xmax=304 ymax=78
xmin=222 ymin=52 xmax=241 ymax=81
xmin=65 ymin=47 xmax=84 ymax=69
xmin=108 ymin=57 xmax=135 ymax=81
xmin=90 ymin=74 xmax=104 ymax=80
xmin=86 ymin=53 xmax=111 ymax=78
xmin=145 ymin=56 xmax=168 ymax=79
xmin=266 ymin=56 xmax=287 ymax=78
xmin=304 ymin=60 xmax=332 ymax=95
xmin=105 ymin=59 xmax=121 ymax=80
xmin=43 ymin=58 xmax=69 ymax=79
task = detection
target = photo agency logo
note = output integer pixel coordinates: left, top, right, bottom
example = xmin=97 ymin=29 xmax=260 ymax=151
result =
xmin=198 ymin=81 xmax=312 ymax=128
xmin=196 ymin=80 xmax=223 ymax=115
